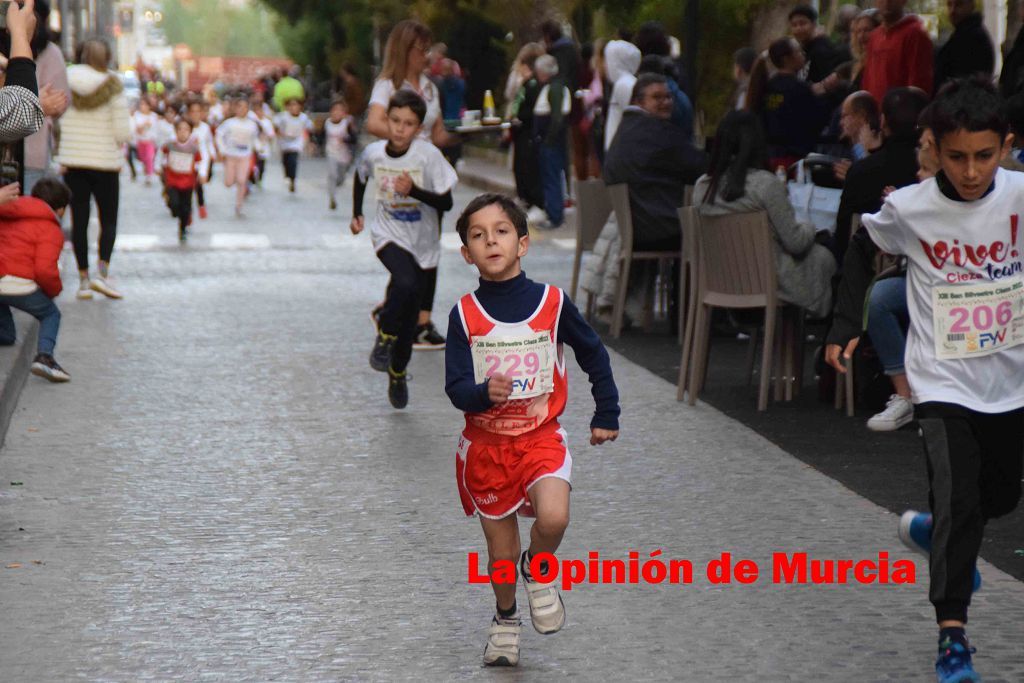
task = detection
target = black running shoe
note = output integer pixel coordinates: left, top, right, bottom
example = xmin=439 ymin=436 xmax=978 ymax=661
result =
xmin=388 ymin=368 xmax=409 ymax=409
xmin=30 ymin=353 xmax=70 ymax=382
xmin=369 ymin=331 xmax=396 ymax=372
xmin=413 ymin=321 xmax=446 ymax=350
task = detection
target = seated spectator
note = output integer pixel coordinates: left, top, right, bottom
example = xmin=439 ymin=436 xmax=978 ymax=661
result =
xmin=0 ymin=177 xmax=72 ymax=382
xmin=603 ymin=72 xmax=706 ymax=252
xmin=583 ymin=73 xmax=706 ymax=325
xmin=788 ymin=4 xmax=849 ymax=84
xmin=833 ymin=87 xmax=929 ymax=262
xmin=602 ymin=39 xmax=641 ymax=151
xmin=532 ymin=55 xmax=571 ymax=229
xmin=693 ymin=111 xmax=836 ymax=318
xmin=747 ymin=37 xmax=829 ymax=171
xmin=934 ymin=0 xmax=994 ymax=92
xmin=732 ymin=47 xmax=757 ymax=110
xmin=825 ymin=127 xmax=940 ymax=432
xmin=839 ymin=90 xmax=881 ymax=161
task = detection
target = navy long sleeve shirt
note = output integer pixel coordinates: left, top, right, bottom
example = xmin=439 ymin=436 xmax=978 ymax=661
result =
xmin=445 ymin=272 xmax=620 ymax=431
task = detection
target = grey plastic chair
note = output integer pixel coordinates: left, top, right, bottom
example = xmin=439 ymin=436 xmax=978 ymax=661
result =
xmin=687 ymin=211 xmax=801 ymax=411
xmin=676 ymin=206 xmax=699 ymax=400
xmin=571 ymin=179 xmax=614 ymax=319
xmin=607 ymin=183 xmax=681 ymax=338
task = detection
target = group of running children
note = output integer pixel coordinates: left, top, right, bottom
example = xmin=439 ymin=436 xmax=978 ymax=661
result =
xmin=356 ymin=79 xmax=1022 ymax=683
xmin=0 ymin=70 xmax=1017 ymax=681
xmin=129 ymin=93 xmax=357 ymax=234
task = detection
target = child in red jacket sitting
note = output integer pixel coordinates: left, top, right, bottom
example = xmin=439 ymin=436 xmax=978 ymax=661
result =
xmin=0 ymin=177 xmax=72 ymax=382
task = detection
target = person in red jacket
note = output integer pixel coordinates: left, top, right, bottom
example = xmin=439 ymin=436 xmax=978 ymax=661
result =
xmin=0 ymin=177 xmax=72 ymax=382
xmin=861 ymin=0 xmax=934 ymax=103
xmin=161 ymin=118 xmax=209 ymax=241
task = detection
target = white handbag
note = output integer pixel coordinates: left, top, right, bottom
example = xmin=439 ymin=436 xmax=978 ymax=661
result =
xmin=787 ymin=159 xmax=842 ymax=234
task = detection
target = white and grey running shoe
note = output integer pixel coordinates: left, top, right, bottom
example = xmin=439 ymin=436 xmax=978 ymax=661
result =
xmin=520 ymin=551 xmax=566 ymax=634
xmin=90 ymin=275 xmax=123 ymax=300
xmin=482 ymin=615 xmax=521 ymax=666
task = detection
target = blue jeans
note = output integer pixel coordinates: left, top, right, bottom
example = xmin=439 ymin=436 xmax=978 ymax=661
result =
xmin=539 ymin=140 xmax=565 ymax=226
xmin=866 ymin=276 xmax=908 ymax=376
xmin=0 ymin=289 xmax=61 ymax=355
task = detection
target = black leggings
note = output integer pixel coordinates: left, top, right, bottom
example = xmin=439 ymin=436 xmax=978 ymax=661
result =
xmin=377 ymin=244 xmax=432 ymax=373
xmin=65 ymin=168 xmax=120 ymax=272
xmin=167 ymin=186 xmax=194 ymax=232
xmin=917 ymin=401 xmax=1024 ymax=623
xmin=282 ymin=151 xmax=299 ymax=181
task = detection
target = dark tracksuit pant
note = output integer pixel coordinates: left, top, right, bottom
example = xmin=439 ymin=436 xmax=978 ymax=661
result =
xmin=376 ymin=243 xmax=432 ymax=373
xmin=916 ymin=401 xmax=1024 ymax=623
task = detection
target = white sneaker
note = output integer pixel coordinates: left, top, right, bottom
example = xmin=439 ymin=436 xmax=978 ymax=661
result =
xmin=866 ymin=394 xmax=914 ymax=432
xmin=526 ymin=206 xmax=546 ymax=224
xmin=482 ymin=615 xmax=521 ymax=666
xmin=76 ymin=281 xmax=93 ymax=300
xmin=90 ymin=276 xmax=123 ymax=299
xmin=520 ymin=551 xmax=565 ymax=634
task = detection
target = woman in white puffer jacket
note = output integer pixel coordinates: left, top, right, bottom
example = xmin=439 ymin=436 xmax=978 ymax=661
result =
xmin=55 ymin=38 xmax=131 ymax=300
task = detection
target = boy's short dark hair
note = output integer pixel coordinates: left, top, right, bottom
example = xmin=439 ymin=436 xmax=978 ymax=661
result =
xmin=456 ymin=193 xmax=529 ymax=246
xmin=929 ymin=77 xmax=1009 ymax=146
xmin=631 ymin=72 xmax=668 ymax=104
xmin=788 ymin=4 xmax=818 ymax=22
xmin=30 ymin=176 xmax=71 ymax=211
xmin=387 ymin=90 xmax=427 ymax=124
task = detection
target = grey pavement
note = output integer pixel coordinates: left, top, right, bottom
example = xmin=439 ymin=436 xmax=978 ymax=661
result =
xmin=1 ymin=158 xmax=1023 ymax=681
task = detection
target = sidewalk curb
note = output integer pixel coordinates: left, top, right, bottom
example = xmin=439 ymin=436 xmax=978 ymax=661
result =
xmin=0 ymin=313 xmax=38 ymax=449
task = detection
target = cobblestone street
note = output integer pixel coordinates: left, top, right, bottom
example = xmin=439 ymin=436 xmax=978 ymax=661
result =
xmin=1 ymin=159 xmax=1023 ymax=681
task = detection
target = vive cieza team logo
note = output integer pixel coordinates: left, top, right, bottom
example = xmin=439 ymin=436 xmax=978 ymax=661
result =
xmin=922 ymin=213 xmax=1022 ymax=283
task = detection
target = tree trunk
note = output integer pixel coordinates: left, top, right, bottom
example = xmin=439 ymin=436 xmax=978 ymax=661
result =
xmin=750 ymin=0 xmax=804 ymax=52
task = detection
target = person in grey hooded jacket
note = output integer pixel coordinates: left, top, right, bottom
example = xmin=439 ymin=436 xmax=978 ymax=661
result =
xmin=602 ymin=39 xmax=641 ymax=151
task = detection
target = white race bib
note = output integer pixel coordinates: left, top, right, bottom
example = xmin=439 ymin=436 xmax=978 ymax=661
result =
xmin=471 ymin=331 xmax=555 ymax=399
xmin=167 ymin=150 xmax=194 ymax=174
xmin=374 ymin=164 xmax=423 ymax=202
xmin=932 ymin=277 xmax=1024 ymax=359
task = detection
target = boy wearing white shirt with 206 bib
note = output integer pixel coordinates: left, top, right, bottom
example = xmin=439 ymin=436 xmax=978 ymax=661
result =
xmin=864 ymin=78 xmax=1024 ymax=683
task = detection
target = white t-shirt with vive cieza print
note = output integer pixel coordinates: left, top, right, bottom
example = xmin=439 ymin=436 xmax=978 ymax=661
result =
xmin=864 ymin=167 xmax=1024 ymax=414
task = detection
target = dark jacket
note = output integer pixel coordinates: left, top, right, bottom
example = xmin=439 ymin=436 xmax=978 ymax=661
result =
xmin=934 ymin=13 xmax=995 ymax=91
xmin=763 ymin=73 xmax=828 ymax=160
xmin=805 ymin=35 xmax=849 ymax=84
xmin=833 ymin=135 xmax=919 ymax=263
xmin=1001 ymin=24 xmax=1024 ymax=98
xmin=547 ymin=36 xmax=582 ymax=123
xmin=603 ymin=107 xmax=707 ymax=247
xmin=826 ymin=136 xmax=919 ymax=346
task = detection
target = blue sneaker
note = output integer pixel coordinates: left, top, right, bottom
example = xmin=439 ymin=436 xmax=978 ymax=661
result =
xmin=935 ymin=639 xmax=981 ymax=683
xmin=898 ymin=510 xmax=981 ymax=592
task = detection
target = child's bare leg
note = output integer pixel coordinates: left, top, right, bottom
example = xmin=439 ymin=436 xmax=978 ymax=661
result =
xmin=479 ymin=515 xmax=520 ymax=611
xmin=527 ymin=478 xmax=570 ymax=557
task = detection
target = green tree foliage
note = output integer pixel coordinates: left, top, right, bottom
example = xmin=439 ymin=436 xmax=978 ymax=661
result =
xmin=161 ymin=0 xmax=284 ymax=57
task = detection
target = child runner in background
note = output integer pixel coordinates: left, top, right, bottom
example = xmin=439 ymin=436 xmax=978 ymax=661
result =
xmin=0 ymin=178 xmax=75 ymax=383
xmin=132 ymin=97 xmax=159 ymax=186
xmin=154 ymin=105 xmax=177 ymax=151
xmin=215 ymin=97 xmax=263 ymax=217
xmin=187 ymin=100 xmax=216 ymax=219
xmin=162 ymin=118 xmax=210 ymax=241
xmin=274 ymin=98 xmax=313 ymax=193
xmin=445 ymin=193 xmax=619 ymax=667
xmin=324 ymin=97 xmax=356 ymax=210
xmin=350 ymin=90 xmax=457 ymax=408
xmin=863 ymin=78 xmax=1024 ymax=683
xmin=249 ymin=97 xmax=276 ymax=187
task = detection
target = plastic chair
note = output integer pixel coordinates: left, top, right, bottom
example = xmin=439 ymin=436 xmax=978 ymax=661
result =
xmin=570 ymin=179 xmax=614 ymax=319
xmin=686 ymin=211 xmax=800 ymax=411
xmin=834 ymin=213 xmax=861 ymax=417
xmin=607 ymin=183 xmax=681 ymax=337
xmin=676 ymin=206 xmax=699 ymax=400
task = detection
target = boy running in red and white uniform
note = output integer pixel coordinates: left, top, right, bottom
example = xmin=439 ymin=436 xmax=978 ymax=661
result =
xmin=161 ymin=118 xmax=210 ymax=241
xmin=445 ymin=193 xmax=620 ymax=667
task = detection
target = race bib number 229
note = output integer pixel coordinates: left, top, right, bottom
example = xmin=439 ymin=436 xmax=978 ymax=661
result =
xmin=471 ymin=332 xmax=555 ymax=399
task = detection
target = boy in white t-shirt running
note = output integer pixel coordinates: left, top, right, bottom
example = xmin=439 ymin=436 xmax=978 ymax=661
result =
xmin=863 ymin=78 xmax=1024 ymax=683
xmin=273 ymin=98 xmax=313 ymax=193
xmin=350 ymin=90 xmax=457 ymax=408
xmin=324 ymin=98 xmax=357 ymax=210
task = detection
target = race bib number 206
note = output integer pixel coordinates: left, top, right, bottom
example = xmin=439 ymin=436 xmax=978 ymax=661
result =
xmin=933 ymin=278 xmax=1024 ymax=359
xmin=471 ymin=332 xmax=555 ymax=399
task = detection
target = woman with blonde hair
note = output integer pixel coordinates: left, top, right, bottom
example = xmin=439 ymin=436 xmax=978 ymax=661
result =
xmin=364 ymin=19 xmax=459 ymax=350
xmin=55 ymin=37 xmax=131 ymax=300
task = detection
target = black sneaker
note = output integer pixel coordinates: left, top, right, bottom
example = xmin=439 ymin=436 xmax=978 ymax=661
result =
xmin=413 ymin=321 xmax=446 ymax=350
xmin=289 ymin=179 xmax=296 ymax=193
xmin=369 ymin=304 xmax=383 ymax=332
xmin=388 ymin=368 xmax=409 ymax=409
xmin=369 ymin=331 xmax=396 ymax=372
xmin=329 ymin=198 xmax=337 ymax=210
xmin=30 ymin=353 xmax=70 ymax=383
